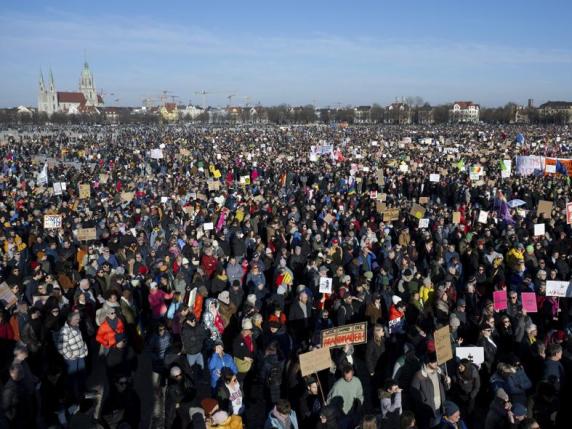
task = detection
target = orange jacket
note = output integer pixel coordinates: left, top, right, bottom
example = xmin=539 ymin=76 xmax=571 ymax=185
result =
xmin=193 ymin=294 xmax=205 ymax=321
xmin=96 ymin=318 xmax=125 ymax=349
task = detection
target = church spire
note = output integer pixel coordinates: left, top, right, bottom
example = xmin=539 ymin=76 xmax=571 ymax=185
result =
xmin=48 ymin=68 xmax=55 ymax=92
xmin=39 ymin=69 xmax=45 ymax=92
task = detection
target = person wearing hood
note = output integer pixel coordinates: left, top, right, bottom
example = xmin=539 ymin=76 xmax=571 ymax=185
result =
xmin=451 ymin=358 xmax=480 ymax=416
xmin=315 ymin=404 xmax=339 ymax=429
xmin=218 ymin=290 xmax=238 ymax=328
xmin=232 ymin=318 xmax=255 ymax=383
xmin=208 ymin=340 xmax=237 ymax=390
xmin=439 ymin=401 xmax=468 ymax=429
xmin=203 ymin=298 xmax=225 ymax=343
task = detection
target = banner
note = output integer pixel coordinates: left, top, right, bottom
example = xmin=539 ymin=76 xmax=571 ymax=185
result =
xmin=299 ymin=347 xmax=332 ymax=376
xmin=516 ymin=156 xmax=544 ymax=176
xmin=321 ymin=322 xmax=367 ymax=348
xmin=546 ymin=280 xmax=571 ymax=297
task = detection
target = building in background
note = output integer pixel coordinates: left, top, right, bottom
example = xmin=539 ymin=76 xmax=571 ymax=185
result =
xmin=38 ymin=62 xmax=104 ymax=115
xmin=538 ymin=101 xmax=572 ymax=124
xmin=449 ymin=101 xmax=479 ymax=123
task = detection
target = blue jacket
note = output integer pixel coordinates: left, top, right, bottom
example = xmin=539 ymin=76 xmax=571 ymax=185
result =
xmin=264 ymin=409 xmax=299 ymax=429
xmin=208 ymin=352 xmax=237 ymax=388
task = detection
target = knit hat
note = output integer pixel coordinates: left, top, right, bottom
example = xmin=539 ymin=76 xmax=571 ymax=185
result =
xmin=200 ymin=398 xmax=219 ymax=416
xmin=342 ymin=275 xmax=351 ymax=283
xmin=512 ymin=403 xmax=527 ymax=417
xmin=246 ymin=294 xmax=257 ymax=305
xmin=211 ymin=410 xmax=229 ymax=425
xmin=392 ymin=295 xmax=402 ymax=305
xmin=218 ymin=290 xmax=230 ymax=305
xmin=242 ymin=318 xmax=253 ymax=330
xmin=443 ymin=401 xmax=460 ymax=417
xmin=363 ymin=271 xmax=373 ymax=281
xmin=170 ymin=366 xmax=182 ymax=377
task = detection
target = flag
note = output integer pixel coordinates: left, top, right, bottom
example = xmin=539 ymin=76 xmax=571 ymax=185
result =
xmin=37 ymin=162 xmax=48 ymax=185
xmin=455 ymin=159 xmax=465 ymax=171
xmin=556 ymin=160 xmax=568 ymax=176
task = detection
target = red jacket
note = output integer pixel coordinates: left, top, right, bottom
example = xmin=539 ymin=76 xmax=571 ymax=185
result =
xmin=389 ymin=305 xmax=404 ymax=321
xmin=96 ymin=318 xmax=125 ymax=349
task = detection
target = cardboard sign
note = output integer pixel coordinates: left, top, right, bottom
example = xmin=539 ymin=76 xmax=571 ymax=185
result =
xmin=0 ymin=282 xmax=17 ymax=308
xmin=378 ymin=193 xmax=387 ymax=202
xmin=418 ymin=218 xmax=430 ymax=229
xmin=376 ymin=202 xmax=387 ymax=213
xmin=410 ymin=203 xmax=426 ymax=219
xmin=452 ymin=211 xmax=461 ymax=224
xmin=321 ymin=322 xmax=367 ymax=348
xmin=434 ymin=326 xmax=453 ymax=365
xmin=121 ymin=192 xmax=134 ymax=202
xmin=534 ymin=223 xmax=545 ymax=236
xmin=44 ymin=214 xmax=62 ymax=229
xmin=180 ymin=148 xmax=191 ymax=157
xmin=478 ymin=210 xmax=488 ymax=224
xmin=419 ymin=196 xmax=429 ymax=205
xmin=455 ymin=347 xmax=485 ymax=368
xmin=76 ymin=227 xmax=97 ymax=241
xmin=78 ymin=183 xmax=91 ymax=199
xmin=430 ymin=174 xmax=440 ymax=182
xmin=537 ymin=200 xmax=553 ymax=219
xmin=521 ymin=292 xmax=538 ymax=313
xmin=319 ymin=277 xmax=333 ymax=294
xmin=324 ymin=213 xmax=335 ymax=224
xmin=382 ymin=208 xmax=400 ymax=222
xmin=566 ymin=202 xmax=572 ymax=225
xmin=207 ymin=181 xmax=220 ymax=191
xmin=546 ymin=280 xmax=571 ymax=297
xmin=299 ymin=347 xmax=332 ymax=376
xmin=99 ymin=173 xmax=109 ymax=184
xmin=493 ymin=290 xmax=508 ymax=311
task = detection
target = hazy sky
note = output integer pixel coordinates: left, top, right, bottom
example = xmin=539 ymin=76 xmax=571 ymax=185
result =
xmin=1 ymin=0 xmax=571 ymax=108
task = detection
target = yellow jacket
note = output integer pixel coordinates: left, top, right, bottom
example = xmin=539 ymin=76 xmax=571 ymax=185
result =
xmin=207 ymin=415 xmax=243 ymax=429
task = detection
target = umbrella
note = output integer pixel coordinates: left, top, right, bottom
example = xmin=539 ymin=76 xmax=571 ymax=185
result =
xmin=507 ymin=199 xmax=526 ymax=208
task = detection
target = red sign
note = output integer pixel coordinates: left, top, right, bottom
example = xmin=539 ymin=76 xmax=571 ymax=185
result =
xmin=493 ymin=290 xmax=508 ymax=311
xmin=521 ymin=292 xmax=537 ymax=313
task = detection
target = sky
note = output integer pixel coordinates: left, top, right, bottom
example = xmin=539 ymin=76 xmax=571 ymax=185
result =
xmin=1 ymin=0 xmax=571 ymax=108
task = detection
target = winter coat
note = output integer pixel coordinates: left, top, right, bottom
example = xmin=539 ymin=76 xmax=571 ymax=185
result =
xmin=203 ymin=298 xmax=225 ymax=341
xmin=264 ymin=409 xmax=299 ymax=429
xmin=410 ymin=365 xmax=449 ymax=421
xmin=506 ymin=367 xmax=532 ymax=405
xmin=380 ymin=390 xmax=402 ymax=427
xmin=452 ymin=363 xmax=480 ymax=400
xmin=96 ymin=317 xmax=125 ymax=349
xmin=365 ymin=337 xmax=386 ymax=375
xmin=181 ymin=322 xmax=209 ymax=355
xmin=326 ymin=376 xmax=364 ymax=415
xmin=209 ymin=352 xmax=238 ymax=388
xmin=148 ymin=288 xmax=174 ymax=319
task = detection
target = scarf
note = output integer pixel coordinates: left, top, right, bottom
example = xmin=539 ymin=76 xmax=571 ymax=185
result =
xmin=243 ymin=334 xmax=253 ymax=353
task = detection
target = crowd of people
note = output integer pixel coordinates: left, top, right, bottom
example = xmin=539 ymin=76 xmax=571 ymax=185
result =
xmin=0 ymin=122 xmax=571 ymax=429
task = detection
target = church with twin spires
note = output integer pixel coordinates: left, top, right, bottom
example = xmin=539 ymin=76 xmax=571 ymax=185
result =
xmin=38 ymin=62 xmax=104 ymax=115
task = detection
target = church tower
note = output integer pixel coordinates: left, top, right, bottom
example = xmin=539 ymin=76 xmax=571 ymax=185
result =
xmin=47 ymin=68 xmax=58 ymax=115
xmin=79 ymin=61 xmax=98 ymax=106
xmin=38 ymin=70 xmax=47 ymax=113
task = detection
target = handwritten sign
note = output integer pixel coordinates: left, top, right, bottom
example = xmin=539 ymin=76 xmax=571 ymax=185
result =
xmin=321 ymin=322 xmax=367 ymax=348
xmin=429 ymin=174 xmax=440 ymax=182
xmin=78 ymin=183 xmax=91 ymax=199
xmin=150 ymin=148 xmax=163 ymax=159
xmin=76 ymin=227 xmax=97 ymax=241
xmin=299 ymin=347 xmax=332 ymax=376
xmin=121 ymin=192 xmax=134 ymax=202
xmin=534 ymin=223 xmax=545 ymax=236
xmin=203 ymin=222 xmax=214 ymax=231
xmin=546 ymin=280 xmax=571 ymax=297
xmin=99 ymin=173 xmax=109 ymax=184
xmin=207 ymin=181 xmax=220 ymax=191
xmin=0 ymin=282 xmax=17 ymax=308
xmin=452 ymin=211 xmax=461 ymax=224
xmin=319 ymin=277 xmax=333 ymax=294
xmin=434 ymin=326 xmax=453 ymax=365
xmin=567 ymin=202 xmax=572 ymax=225
xmin=493 ymin=290 xmax=508 ymax=311
xmin=44 ymin=214 xmax=62 ymax=229
xmin=537 ymin=200 xmax=553 ymax=219
xmin=418 ymin=218 xmax=430 ymax=229
xmin=419 ymin=196 xmax=429 ymax=205
xmin=410 ymin=203 xmax=426 ymax=220
xmin=521 ymin=292 xmax=537 ymax=313
xmin=478 ymin=210 xmax=488 ymax=224
xmin=382 ymin=208 xmax=400 ymax=222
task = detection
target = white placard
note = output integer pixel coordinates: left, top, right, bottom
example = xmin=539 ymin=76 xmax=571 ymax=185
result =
xmin=534 ymin=223 xmax=545 ymax=236
xmin=319 ymin=277 xmax=333 ymax=294
xmin=546 ymin=280 xmax=571 ymax=297
xmin=53 ymin=182 xmax=63 ymax=196
xmin=545 ymin=164 xmax=556 ymax=174
xmin=399 ymin=163 xmax=409 ymax=173
xmin=159 ymin=143 xmax=166 ymax=149
xmin=161 ymin=197 xmax=168 ymax=203
xmin=203 ymin=222 xmax=214 ymax=231
xmin=469 ymin=172 xmax=479 ymax=181
xmin=478 ymin=210 xmax=488 ymax=224
xmin=44 ymin=214 xmax=62 ymax=229
xmin=456 ymin=347 xmax=485 ymax=368
xmin=150 ymin=148 xmax=164 ymax=159
xmin=418 ymin=218 xmax=430 ymax=229
xmin=429 ymin=174 xmax=440 ymax=182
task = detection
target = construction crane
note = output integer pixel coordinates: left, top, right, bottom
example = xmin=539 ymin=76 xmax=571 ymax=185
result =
xmin=239 ymin=96 xmax=251 ymax=107
xmin=194 ymin=90 xmax=213 ymax=109
xmin=226 ymin=93 xmax=237 ymax=107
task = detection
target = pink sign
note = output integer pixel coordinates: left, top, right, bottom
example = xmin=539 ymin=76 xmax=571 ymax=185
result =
xmin=493 ymin=290 xmax=508 ymax=311
xmin=521 ymin=292 xmax=538 ymax=313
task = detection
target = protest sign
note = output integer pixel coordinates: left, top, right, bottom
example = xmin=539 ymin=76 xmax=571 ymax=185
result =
xmin=321 ymin=322 xmax=367 ymax=348
xmin=537 ymin=200 xmax=553 ymax=219
xmin=478 ymin=210 xmax=488 ymax=224
xmin=324 ymin=213 xmax=335 ymax=224
xmin=187 ymin=287 xmax=197 ymax=308
xmin=382 ymin=208 xmax=400 ymax=222
xmin=76 ymin=227 xmax=97 ymax=241
xmin=299 ymin=347 xmax=332 ymax=377
xmin=410 ymin=203 xmax=426 ymax=219
xmin=452 ymin=211 xmax=461 ymax=224
xmin=99 ymin=173 xmax=109 ymax=184
xmin=419 ymin=196 xmax=429 ymax=205
xmin=376 ymin=202 xmax=387 ymax=213
xmin=388 ymin=317 xmax=404 ymax=334
xmin=319 ymin=277 xmax=333 ymax=294
xmin=44 ymin=214 xmax=62 ymax=229
xmin=150 ymin=148 xmax=163 ymax=159
xmin=493 ymin=290 xmax=508 ymax=311
xmin=203 ymin=222 xmax=214 ymax=231
xmin=121 ymin=192 xmax=134 ymax=202
xmin=418 ymin=218 xmax=430 ymax=229
xmin=455 ymin=347 xmax=485 ymax=368
xmin=434 ymin=326 xmax=453 ymax=365
xmin=546 ymin=280 xmax=571 ymax=297
xmin=369 ymin=190 xmax=378 ymax=200
xmin=207 ymin=181 xmax=220 ymax=191
xmin=534 ymin=223 xmax=545 ymax=236
xmin=179 ymin=148 xmax=191 ymax=157
xmin=521 ymin=292 xmax=538 ymax=313
xmin=78 ymin=183 xmax=91 ymax=199
xmin=566 ymin=202 xmax=572 ymax=225
xmin=429 ymin=174 xmax=440 ymax=182
xmin=53 ymin=182 xmax=63 ymax=196
xmin=0 ymin=282 xmax=17 ymax=308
